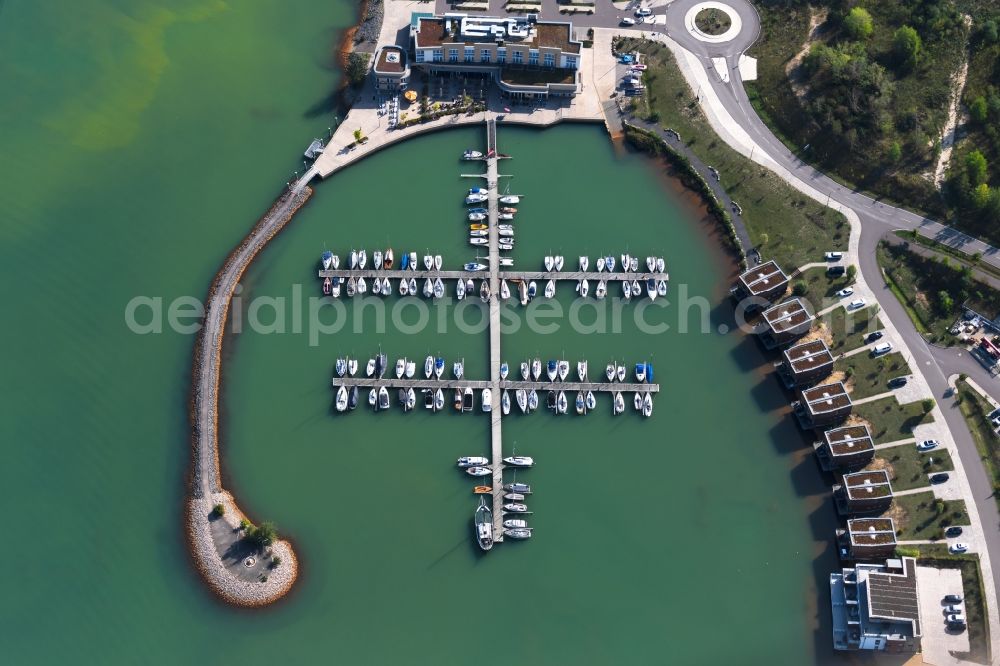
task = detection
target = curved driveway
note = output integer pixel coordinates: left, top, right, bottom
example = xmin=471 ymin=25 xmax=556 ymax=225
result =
xmin=660 ymin=0 xmax=1000 ymax=617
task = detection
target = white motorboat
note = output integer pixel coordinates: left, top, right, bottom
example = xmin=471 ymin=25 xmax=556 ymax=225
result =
xmin=463 ymin=149 xmax=484 ymax=160
xmin=434 ymin=356 xmax=445 ymax=379
xmin=630 ymin=256 xmax=639 ymax=272
xmin=423 ymin=278 xmax=434 ymax=298
xmin=516 ymin=388 xmax=527 ymax=413
xmin=605 ymin=362 xmax=615 ymax=381
xmin=544 ymin=255 xmax=554 ymax=272
xmin=531 ymin=358 xmax=542 ymax=381
xmin=366 ymin=358 xmax=376 ymax=377
xmin=586 ymin=391 xmax=596 ymax=411
xmin=501 ymin=279 xmax=511 ymax=300
xmin=557 ymin=360 xmax=569 ymax=382
xmin=498 ymin=213 xmax=514 ymax=221
xmin=423 ymin=254 xmax=433 ymax=270
xmin=458 ymin=456 xmax=489 ymax=468
xmin=466 ymin=193 xmax=488 ymax=204
xmin=576 ymin=391 xmax=586 ymax=415
xmin=646 ymin=256 xmax=656 ymax=272
xmin=504 ymin=528 xmax=532 ymax=540
xmin=546 ymin=360 xmax=558 ymax=382
xmin=405 ymin=359 xmax=416 ymax=378
xmin=556 ymin=390 xmax=568 ymax=414
xmin=469 ymin=237 xmax=488 ymax=246
xmin=453 ymin=358 xmax=464 ymax=379
xmin=527 ymin=281 xmax=536 ymax=300
xmin=456 ymin=278 xmax=465 ymax=300
xmin=595 ymin=280 xmax=606 ymax=300
xmin=409 ymin=277 xmax=418 ymax=295
xmin=500 ymin=362 xmax=509 ymax=380
xmin=368 ymin=388 xmax=377 ymax=408
xmin=378 ymin=386 xmax=389 ymax=411
xmin=578 ymin=279 xmax=589 ymax=298
xmin=434 ymin=388 xmax=445 ymax=411
xmin=613 ymin=391 xmax=625 ymax=414
xmin=395 ymin=358 xmax=405 ymax=379
xmin=504 ymin=482 xmax=531 ymax=494
xmin=643 ymin=392 xmax=653 ymax=417
xmin=498 ymin=224 xmax=514 ymax=232
xmin=475 ymin=498 xmax=493 ymax=551
xmin=503 ymin=455 xmax=534 ymax=468
xmin=498 ymin=241 xmax=514 ymax=251
xmin=622 ymin=280 xmax=632 ymax=300
xmin=527 ymin=389 xmax=539 ymax=411
xmin=350 ymin=249 xmax=358 ymax=269
xmin=503 ymin=519 xmax=527 ymax=529
xmin=404 ymin=388 xmax=416 ymax=411
xmin=463 ymin=386 xmax=474 ymax=412
xmin=482 ymin=388 xmax=493 ymax=412
xmin=356 ymin=277 xmax=367 ymax=295
xmin=596 ymin=256 xmax=605 ymax=272
xmin=646 ymin=278 xmax=657 ymax=300
xmin=544 ymin=279 xmax=555 ymax=298
xmin=335 ymin=358 xmax=347 ymax=377
xmin=657 ymin=280 xmax=667 ymax=297
xmin=499 ymin=257 xmax=513 ymax=267
xmin=335 ymin=386 xmax=348 ymax=412
xmin=518 ymin=280 xmax=529 ymax=306
xmin=468 ymin=212 xmax=487 ymax=222
xmin=464 ymin=262 xmax=487 ymax=271
xmin=501 ymin=390 xmax=511 ymax=415
xmin=498 ymin=227 xmax=514 ymax=237
xmin=373 ymin=250 xmax=383 ymax=271
xmin=433 ymin=277 xmax=445 ymax=299
xmin=347 ymin=358 xmax=358 ymax=376
xmin=466 ymin=466 xmax=492 ymax=477
xmin=554 ymin=255 xmax=564 ymax=271
xmin=577 ymin=360 xmax=588 ymax=381
xmin=579 ymin=255 xmax=589 ymax=271
xmin=424 ymin=355 xmax=434 ymax=379
xmin=504 ymin=503 xmax=528 ymax=513
xmin=500 ymin=194 xmax=520 ymax=205
xmin=634 ymin=392 xmax=643 ymax=411
xmin=520 ymin=361 xmax=529 ymax=380
xmin=656 ymin=257 xmax=665 ymax=273
xmin=358 ymin=249 xmax=367 ymax=270
xmin=616 ymin=363 xmax=626 ymax=382
xmin=409 ymin=251 xmax=418 ymax=270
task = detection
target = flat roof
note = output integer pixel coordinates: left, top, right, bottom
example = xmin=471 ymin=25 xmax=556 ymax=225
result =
xmin=825 ymin=425 xmax=875 ymax=457
xmin=784 ymin=339 xmax=834 ymax=375
xmin=737 ymin=260 xmax=788 ymax=296
xmin=763 ymin=298 xmax=813 ymax=333
xmin=374 ymin=46 xmax=406 ymax=74
xmin=864 ymin=557 xmax=921 ymax=636
xmin=414 ymin=15 xmax=580 ymax=54
xmin=802 ymin=382 xmax=852 ymax=415
xmin=843 ymin=470 xmax=893 ymax=500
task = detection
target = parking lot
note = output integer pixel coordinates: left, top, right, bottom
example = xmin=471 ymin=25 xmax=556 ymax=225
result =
xmin=916 ymin=565 xmax=970 ymax=663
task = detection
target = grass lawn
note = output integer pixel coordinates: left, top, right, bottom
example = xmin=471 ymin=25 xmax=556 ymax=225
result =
xmin=838 ymin=351 xmax=912 ymax=400
xmin=617 ymin=37 xmax=849 ymax=270
xmin=824 ymin=306 xmax=883 ymax=355
xmin=877 ymin=444 xmax=955 ymax=492
xmin=956 ymin=379 xmax=1000 ymax=513
xmin=853 ymin=396 xmax=934 ymax=444
xmin=791 ymin=266 xmax=852 ymax=313
xmin=889 ymin=491 xmax=970 ymax=540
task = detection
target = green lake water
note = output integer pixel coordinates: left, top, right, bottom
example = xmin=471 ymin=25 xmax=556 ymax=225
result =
xmin=1 ymin=2 xmax=839 ymax=664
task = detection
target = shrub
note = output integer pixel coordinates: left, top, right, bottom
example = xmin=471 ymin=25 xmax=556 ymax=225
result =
xmin=247 ymin=521 xmax=278 ymax=549
xmin=792 ymin=280 xmax=807 ymax=296
xmin=922 ymin=398 xmax=935 ymax=414
xmin=270 ymin=556 xmax=282 ymax=569
xmin=843 ymin=8 xmax=873 ymax=40
xmin=212 ymin=504 xmax=225 ymax=517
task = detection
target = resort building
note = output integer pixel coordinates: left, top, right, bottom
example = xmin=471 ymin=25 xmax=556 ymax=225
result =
xmin=778 ymin=339 xmax=834 ymax=388
xmin=830 ymin=557 xmax=922 ymax=653
xmin=833 ymin=470 xmax=894 ymax=515
xmin=411 ymin=14 xmax=582 ymax=99
xmin=731 ymin=260 xmax=789 ymax=305
xmin=793 ymin=382 xmax=852 ymax=429
xmin=837 ymin=518 xmax=899 ymax=561
xmin=815 ymin=425 xmax=875 ymax=471
xmin=759 ymin=298 xmax=815 ymax=349
xmin=372 ymin=45 xmax=411 ymax=93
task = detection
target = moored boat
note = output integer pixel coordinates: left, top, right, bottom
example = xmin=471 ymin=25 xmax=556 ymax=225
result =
xmin=463 ymin=149 xmax=484 ymax=160
xmin=635 ymin=362 xmax=646 ymax=383
xmin=322 ymin=277 xmax=332 ymax=296
xmin=577 ymin=360 xmax=588 ymax=381
xmin=453 ymin=358 xmax=464 ymax=380
xmin=554 ymin=255 xmax=564 ymax=271
xmin=546 ymin=360 xmax=558 ymax=382
xmin=613 ymin=391 xmax=625 ymax=415
xmin=405 ymin=359 xmax=415 ymax=378
xmin=347 ymin=358 xmax=358 ymax=376
xmin=373 ymin=250 xmax=383 ymax=271
xmin=424 ymin=355 xmax=434 ymax=379
xmin=456 ymin=278 xmax=466 ymax=300
xmin=434 ymin=356 xmax=445 ymax=379
xmin=576 ymin=391 xmax=586 ymax=415
xmin=481 ymin=388 xmax=493 ymax=412
xmin=335 ymin=358 xmax=347 ymax=377
xmin=500 ymin=362 xmax=509 ymax=380
xmin=504 ymin=527 xmax=532 ymax=539
xmin=503 ymin=482 xmax=531 ymax=494
xmin=520 ymin=361 xmax=529 ymax=380
xmin=366 ymin=358 xmax=376 ymax=377
xmin=544 ymin=279 xmax=555 ymax=298
xmin=434 ymin=388 xmax=445 ymax=411
xmin=395 ymin=357 xmax=405 ymax=379
xmin=475 ymin=498 xmax=494 ymax=551
xmin=500 ymin=279 xmax=511 ymax=300
xmin=463 ymin=387 xmax=474 ymax=412
xmin=643 ymin=392 xmax=653 ymax=417
xmin=384 ymin=248 xmax=393 ymax=269
xmin=466 ymin=466 xmax=492 ymax=477
xmin=527 ymin=389 xmax=538 ymax=412
xmin=335 ymin=385 xmax=348 ymax=412
xmin=556 ymin=390 xmax=568 ymax=414
xmin=378 ymin=386 xmax=389 ymax=411
xmin=348 ymin=386 xmax=359 ymax=410
xmin=501 ymin=389 xmax=511 ymax=415
xmin=595 ymin=280 xmax=606 ymax=300
xmin=585 ymin=390 xmax=596 ymax=411
xmin=557 ymin=360 xmax=569 ymax=382
xmin=321 ymin=250 xmax=334 ymax=270
xmin=516 ymin=388 xmax=527 ymax=413
xmin=579 ymin=255 xmax=589 ymax=271
xmin=503 ymin=518 xmax=527 ymax=529
xmin=504 ymin=503 xmax=528 ymax=513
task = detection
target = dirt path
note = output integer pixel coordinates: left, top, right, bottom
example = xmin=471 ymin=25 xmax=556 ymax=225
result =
xmin=933 ymin=14 xmax=973 ymax=188
xmin=786 ymin=8 xmax=828 ymax=100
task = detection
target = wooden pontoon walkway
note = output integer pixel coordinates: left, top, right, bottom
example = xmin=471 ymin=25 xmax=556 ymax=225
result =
xmin=331 ymin=376 xmax=660 ymax=393
xmin=317 ymin=268 xmax=670 ymax=283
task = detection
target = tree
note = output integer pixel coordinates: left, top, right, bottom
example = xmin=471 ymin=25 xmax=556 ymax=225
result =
xmin=353 ymin=128 xmax=365 ymax=144
xmin=887 ymin=141 xmax=902 ymax=163
xmin=970 ymin=96 xmax=989 ymax=124
xmin=212 ymin=503 xmax=225 ymax=517
xmin=892 ymin=26 xmax=922 ymax=71
xmin=247 ymin=521 xmax=278 ymax=549
xmin=843 ymin=8 xmax=873 ymax=40
xmin=936 ymin=290 xmax=954 ymax=315
xmin=758 ymin=232 xmax=769 ymax=247
xmin=846 ymin=265 xmax=858 ymax=283
xmin=966 ymin=150 xmax=988 ymax=186
xmin=345 ymin=53 xmax=369 ymax=87
xmin=972 ymin=183 xmax=992 ymax=209
xmin=921 ymin=398 xmax=935 ymax=414
xmin=792 ymin=280 xmax=807 ymax=296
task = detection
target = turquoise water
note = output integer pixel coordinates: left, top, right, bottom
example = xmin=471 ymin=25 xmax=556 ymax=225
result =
xmin=0 ymin=1 xmax=836 ymax=663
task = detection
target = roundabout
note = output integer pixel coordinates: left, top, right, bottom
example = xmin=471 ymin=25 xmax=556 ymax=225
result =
xmin=684 ymin=1 xmax=742 ymax=44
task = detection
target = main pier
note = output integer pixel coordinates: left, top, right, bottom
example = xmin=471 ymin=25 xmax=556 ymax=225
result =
xmin=485 ymin=118 xmax=505 ymax=539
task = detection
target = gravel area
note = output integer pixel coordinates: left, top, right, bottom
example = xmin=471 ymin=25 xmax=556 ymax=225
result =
xmin=355 ymin=0 xmax=384 ymax=45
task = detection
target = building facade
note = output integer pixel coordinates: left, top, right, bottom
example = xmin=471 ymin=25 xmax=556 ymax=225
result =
xmin=778 ymin=339 xmax=834 ymax=387
xmin=759 ymin=298 xmax=814 ymax=349
xmin=411 ymin=14 xmax=581 ymax=98
xmin=793 ymin=382 xmax=852 ymax=429
xmin=837 ymin=518 xmax=898 ymax=561
xmin=372 ymin=45 xmax=411 ymax=93
xmin=830 ymin=557 xmax=922 ymax=653
xmin=731 ymin=260 xmax=789 ymax=306
xmin=815 ymin=425 xmax=875 ymax=471
xmin=834 ymin=470 xmax=894 ymax=515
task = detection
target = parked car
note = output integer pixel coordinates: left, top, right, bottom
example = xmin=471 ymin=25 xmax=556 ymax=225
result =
xmin=888 ymin=376 xmax=908 ymax=389
xmin=620 ymin=17 xmax=636 ymax=26
xmin=944 ymin=593 xmax=964 ymax=603
xmin=827 ymin=265 xmax=846 ymax=277
xmin=631 ymin=63 xmax=647 ymax=71
xmin=619 ymin=54 xmax=634 ymax=64
xmin=946 ymin=527 xmax=964 ymax=538
xmin=635 ymin=7 xmax=652 ymax=17
xmin=949 ymin=542 xmax=969 ymax=554
xmin=945 ymin=604 xmax=964 ymax=614
xmin=988 ymin=407 xmax=1000 ymax=420
xmin=917 ymin=439 xmax=939 ymax=451
xmin=947 ymin=613 xmax=967 ymax=624
xmin=872 ymin=342 xmax=893 ymax=356
xmin=992 ymin=415 xmax=1000 ymax=428
xmin=931 ymin=472 xmax=950 ymax=484
xmin=866 ymin=331 xmax=884 ymax=343
xmin=825 ymin=251 xmax=844 ymax=261
xmin=836 ymin=287 xmax=854 ymax=298
xmin=848 ymin=298 xmax=867 ymax=310
xmin=948 ymin=620 xmax=967 ymax=631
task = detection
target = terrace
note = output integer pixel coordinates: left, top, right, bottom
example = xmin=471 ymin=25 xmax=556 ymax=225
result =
xmin=779 ymin=339 xmax=834 ymax=387
xmin=731 ymin=259 xmax=788 ymax=304
xmin=794 ymin=382 xmax=852 ymax=429
xmin=760 ymin=298 xmax=815 ymax=349
xmin=816 ymin=425 xmax=875 ymax=471
xmin=835 ymin=470 xmax=894 ymax=516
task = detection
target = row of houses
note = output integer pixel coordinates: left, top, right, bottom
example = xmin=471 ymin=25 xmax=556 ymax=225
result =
xmin=731 ymin=260 xmax=920 ymax=654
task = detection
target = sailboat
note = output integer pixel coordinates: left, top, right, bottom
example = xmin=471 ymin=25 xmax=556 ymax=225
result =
xmin=585 ymin=391 xmax=596 ymax=411
xmin=556 ymin=391 xmax=568 ymax=414
xmin=322 ymin=277 xmax=332 ymax=296
xmin=347 ymin=358 xmax=358 ymax=376
xmin=433 ymin=278 xmax=445 ymax=299
xmin=531 ymin=358 xmax=542 ymax=381
xmin=423 ymin=254 xmax=433 ymax=270
xmin=520 ymin=361 xmax=529 ymax=380
xmin=453 ymin=358 xmax=464 ymax=380
xmin=350 ymin=249 xmax=358 ymax=269
xmin=579 ymin=255 xmax=589 ymax=271
xmin=434 ymin=356 xmax=445 ymax=379
xmin=423 ymin=278 xmax=434 ymax=298
xmin=634 ymin=392 xmax=643 ymax=411
xmin=546 ymin=360 xmax=558 ymax=382
xmin=616 ymin=363 xmax=626 ymax=382
xmin=516 ymin=389 xmax=527 ymax=413
xmin=366 ymin=358 xmax=376 ymax=377
xmin=527 ymin=389 xmax=539 ymax=412
xmin=554 ymin=255 xmax=564 ymax=271
xmin=335 ymin=358 xmax=347 ymax=377
xmin=400 ymin=277 xmax=410 ymax=296
xmin=405 ymin=359 xmax=416 ymax=378
xmin=613 ymin=391 xmax=625 ymax=415
xmin=358 ymin=249 xmax=367 ymax=270
xmin=434 ymin=255 xmax=442 ymax=271
xmin=622 ymin=279 xmax=632 ymax=301
xmin=373 ymin=250 xmax=383 ymax=271
xmin=456 ymin=278 xmax=466 ymax=300
xmin=544 ymin=255 xmax=554 ymax=272
xmin=500 ymin=362 xmax=509 ymax=380
xmin=557 ymin=359 xmax=569 ymax=382
xmin=356 ymin=276 xmax=367 ymax=295
xmin=642 ymin=392 xmax=653 ymax=417
xmin=377 ymin=386 xmax=389 ymax=411
xmin=409 ymin=251 xmax=418 ymax=270
xmin=544 ymin=279 xmax=555 ymax=298
xmin=576 ymin=391 xmax=586 ymax=415
xmin=577 ymin=360 xmax=588 ymax=381
xmin=595 ymin=280 xmax=606 ymax=300
xmin=395 ymin=358 xmax=405 ymax=379
xmin=408 ymin=277 xmax=417 ymax=295
xmin=500 ymin=279 xmax=511 ymax=300
xmin=605 ymin=362 xmax=615 ymax=381
xmin=501 ymin=390 xmax=511 ymax=415
xmin=384 ymin=248 xmax=394 ymax=269
xmin=321 ymin=250 xmax=334 ymax=270
xmin=335 ymin=386 xmax=348 ymax=412
xmin=424 ymin=355 xmax=434 ymax=379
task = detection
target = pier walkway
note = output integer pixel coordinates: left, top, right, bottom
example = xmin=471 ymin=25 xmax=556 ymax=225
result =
xmin=317 ymin=269 xmax=670 ymax=283
xmin=331 ymin=377 xmax=660 ymax=394
xmin=486 ymin=117 xmax=504 ymax=539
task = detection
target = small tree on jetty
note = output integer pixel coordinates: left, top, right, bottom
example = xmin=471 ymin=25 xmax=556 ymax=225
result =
xmin=353 ymin=128 xmax=365 ymax=144
xmin=246 ymin=521 xmax=278 ymax=550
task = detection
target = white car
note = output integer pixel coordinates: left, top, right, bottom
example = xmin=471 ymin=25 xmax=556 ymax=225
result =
xmin=947 ymin=613 xmax=967 ymax=624
xmin=949 ymin=543 xmax=969 ymax=554
xmin=635 ymin=7 xmax=652 ymax=17
xmin=945 ymin=604 xmax=964 ymax=614
xmin=825 ymin=251 xmax=844 ymax=261
xmin=916 ymin=440 xmax=939 ymax=452
xmin=620 ymin=17 xmax=636 ymax=26
xmin=847 ymin=298 xmax=866 ymax=310
xmin=872 ymin=342 xmax=893 ymax=356
xmin=836 ymin=287 xmax=854 ymax=298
